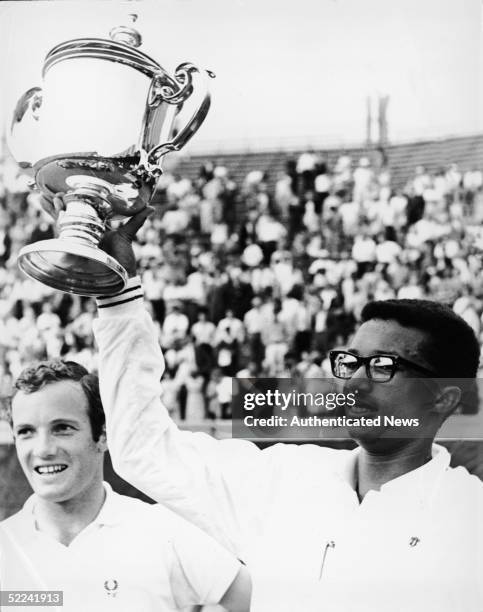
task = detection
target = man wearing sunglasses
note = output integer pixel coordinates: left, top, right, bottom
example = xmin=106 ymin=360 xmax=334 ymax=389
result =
xmin=93 ymin=210 xmax=483 ymax=612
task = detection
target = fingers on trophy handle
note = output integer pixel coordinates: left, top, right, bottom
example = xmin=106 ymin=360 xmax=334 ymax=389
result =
xmin=121 ymin=206 xmax=155 ymax=239
xmin=147 ymin=64 xmax=215 ymax=165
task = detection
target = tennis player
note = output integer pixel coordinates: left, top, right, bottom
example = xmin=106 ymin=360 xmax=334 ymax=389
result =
xmin=94 ymin=209 xmax=483 ymax=611
xmin=0 ymin=359 xmax=251 ymax=612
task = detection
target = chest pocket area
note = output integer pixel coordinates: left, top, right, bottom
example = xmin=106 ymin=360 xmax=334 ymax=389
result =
xmin=316 ymin=523 xmax=480 ymax=612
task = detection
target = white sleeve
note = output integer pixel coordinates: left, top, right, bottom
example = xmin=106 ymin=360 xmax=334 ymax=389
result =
xmin=94 ymin=278 xmax=276 ymax=558
xmin=165 ymin=510 xmax=242 ymax=608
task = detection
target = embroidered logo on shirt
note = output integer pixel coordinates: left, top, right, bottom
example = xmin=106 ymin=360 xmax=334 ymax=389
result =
xmin=409 ymin=536 xmax=420 ymax=547
xmin=104 ymin=579 xmax=119 ymax=597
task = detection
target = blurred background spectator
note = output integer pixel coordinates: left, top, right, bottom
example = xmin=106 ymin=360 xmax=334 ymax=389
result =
xmin=1 ymin=142 xmax=483 ymax=416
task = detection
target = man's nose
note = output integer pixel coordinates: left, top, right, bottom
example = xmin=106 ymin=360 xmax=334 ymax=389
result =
xmin=343 ymin=363 xmax=373 ymax=393
xmin=33 ymin=431 xmax=57 ymax=458
xmin=351 ymin=363 xmax=369 ymax=379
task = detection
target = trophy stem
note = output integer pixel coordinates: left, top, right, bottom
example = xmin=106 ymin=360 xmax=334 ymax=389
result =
xmin=59 ymin=176 xmax=114 ymax=246
xmin=58 ymin=200 xmax=106 ymax=247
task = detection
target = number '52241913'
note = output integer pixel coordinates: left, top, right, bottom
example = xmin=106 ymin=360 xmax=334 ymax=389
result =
xmin=0 ymin=591 xmax=63 ymax=606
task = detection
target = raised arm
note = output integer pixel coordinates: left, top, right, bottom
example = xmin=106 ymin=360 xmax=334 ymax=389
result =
xmin=93 ymin=210 xmax=271 ymax=557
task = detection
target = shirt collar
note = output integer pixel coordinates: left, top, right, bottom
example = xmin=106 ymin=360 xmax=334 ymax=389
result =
xmin=23 ymin=482 xmax=124 ymax=530
xmin=379 ymin=443 xmax=450 ymax=499
xmin=90 ymin=482 xmax=127 ymax=527
xmin=337 ymin=443 xmax=451 ymax=505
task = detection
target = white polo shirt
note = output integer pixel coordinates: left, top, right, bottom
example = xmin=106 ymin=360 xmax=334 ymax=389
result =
xmin=93 ymin=279 xmax=483 ymax=612
xmin=0 ymin=484 xmax=240 ymax=612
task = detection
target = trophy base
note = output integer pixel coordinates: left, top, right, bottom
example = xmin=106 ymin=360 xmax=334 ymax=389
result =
xmin=18 ymin=239 xmax=128 ymax=297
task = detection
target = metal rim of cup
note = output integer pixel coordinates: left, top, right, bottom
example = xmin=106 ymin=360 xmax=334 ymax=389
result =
xmin=43 ymin=37 xmax=165 ymax=79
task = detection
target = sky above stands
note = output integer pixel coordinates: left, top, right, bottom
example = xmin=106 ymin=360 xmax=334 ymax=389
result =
xmin=0 ymin=0 xmax=481 ymax=152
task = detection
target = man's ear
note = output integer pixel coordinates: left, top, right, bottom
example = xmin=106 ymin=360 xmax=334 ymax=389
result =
xmin=96 ymin=425 xmax=108 ymax=453
xmin=432 ymin=386 xmax=461 ymax=419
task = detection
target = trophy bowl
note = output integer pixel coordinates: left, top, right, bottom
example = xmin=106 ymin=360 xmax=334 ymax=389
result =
xmin=9 ymin=23 xmax=214 ymax=296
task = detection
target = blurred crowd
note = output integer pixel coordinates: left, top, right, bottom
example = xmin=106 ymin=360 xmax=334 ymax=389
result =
xmin=1 ymin=148 xmax=483 ymax=422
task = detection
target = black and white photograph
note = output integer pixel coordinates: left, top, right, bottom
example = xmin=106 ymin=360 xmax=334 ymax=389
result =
xmin=0 ymin=0 xmax=482 ymax=610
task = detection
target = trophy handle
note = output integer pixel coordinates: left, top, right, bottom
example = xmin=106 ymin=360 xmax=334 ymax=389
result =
xmin=10 ymin=87 xmax=43 ymax=130
xmin=147 ymin=63 xmax=215 ymax=165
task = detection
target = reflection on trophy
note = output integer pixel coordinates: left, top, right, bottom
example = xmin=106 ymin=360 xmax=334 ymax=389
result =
xmin=9 ymin=17 xmax=214 ymax=296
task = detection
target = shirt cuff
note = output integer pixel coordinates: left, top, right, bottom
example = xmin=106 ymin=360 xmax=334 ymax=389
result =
xmin=96 ymin=276 xmax=145 ymax=318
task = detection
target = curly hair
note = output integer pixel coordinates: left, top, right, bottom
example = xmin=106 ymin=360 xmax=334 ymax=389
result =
xmin=361 ymin=299 xmax=480 ymax=378
xmin=13 ymin=360 xmax=105 ymax=441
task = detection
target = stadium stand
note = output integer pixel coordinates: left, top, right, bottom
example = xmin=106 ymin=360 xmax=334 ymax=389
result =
xmin=2 ymin=132 xmax=483 ymax=514
xmin=177 ymin=133 xmax=483 ymax=193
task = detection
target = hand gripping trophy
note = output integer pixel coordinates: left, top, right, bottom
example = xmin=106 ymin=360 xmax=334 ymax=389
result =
xmin=8 ymin=17 xmax=214 ymax=296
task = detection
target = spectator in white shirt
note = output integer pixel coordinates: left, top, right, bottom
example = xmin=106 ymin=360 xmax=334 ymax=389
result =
xmin=261 ymin=300 xmax=290 ymax=375
xmin=296 ymin=150 xmax=318 ymax=194
xmin=375 ymin=234 xmax=402 ymax=265
xmin=351 ymin=231 xmax=377 ymax=277
xmin=191 ymin=309 xmax=216 ymax=346
xmin=70 ymin=301 xmax=96 ymax=345
xmin=314 ymin=164 xmax=332 ymax=214
xmin=161 ymin=303 xmax=189 ymax=348
xmin=209 ymin=368 xmax=233 ymax=419
xmin=271 ymin=250 xmax=302 ymax=296
xmin=243 ymin=296 xmax=267 ymax=368
xmin=302 ymin=197 xmax=320 ymax=233
xmin=159 ymin=205 xmax=190 ymax=236
xmin=397 ymin=273 xmax=425 ymax=300
xmin=213 ymin=310 xmax=244 ymax=376
xmin=388 ymin=190 xmax=408 ymax=229
xmin=445 ymin=163 xmax=462 ymax=201
xmin=243 ymin=297 xmax=266 ymax=336
xmin=333 ymin=154 xmax=352 ymax=191
xmin=137 ymin=227 xmax=163 ymax=262
xmin=36 ymin=301 xmax=61 ymax=336
xmin=463 ymin=167 xmax=483 ymax=210
xmin=215 ymin=309 xmax=245 ymax=346
xmin=255 ymin=212 xmax=287 ymax=264
xmin=274 ymin=171 xmax=296 ymax=218
xmin=411 ymin=165 xmax=432 ymax=196
xmin=352 ymin=157 xmax=374 ymax=204
xmin=453 ymin=288 xmax=481 ymax=338
xmin=166 ymin=175 xmax=192 ymax=201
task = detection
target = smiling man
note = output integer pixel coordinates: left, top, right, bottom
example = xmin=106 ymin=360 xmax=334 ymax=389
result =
xmin=0 ymin=360 xmax=250 ymax=612
xmin=93 ymin=210 xmax=483 ymax=611
xmin=329 ymin=300 xmax=476 ymax=497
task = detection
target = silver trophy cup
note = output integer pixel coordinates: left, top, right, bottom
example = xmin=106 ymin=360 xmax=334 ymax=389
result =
xmin=9 ymin=22 xmax=214 ymax=296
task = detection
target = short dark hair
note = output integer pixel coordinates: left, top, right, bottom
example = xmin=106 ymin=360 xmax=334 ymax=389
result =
xmin=360 ymin=299 xmax=480 ymax=378
xmin=13 ymin=360 xmax=105 ymax=441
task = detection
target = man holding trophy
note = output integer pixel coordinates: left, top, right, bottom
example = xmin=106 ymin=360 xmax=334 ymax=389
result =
xmin=92 ymin=211 xmax=483 ymax=612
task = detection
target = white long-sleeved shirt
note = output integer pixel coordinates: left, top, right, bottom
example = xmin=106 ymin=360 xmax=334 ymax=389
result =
xmin=94 ymin=279 xmax=483 ymax=612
